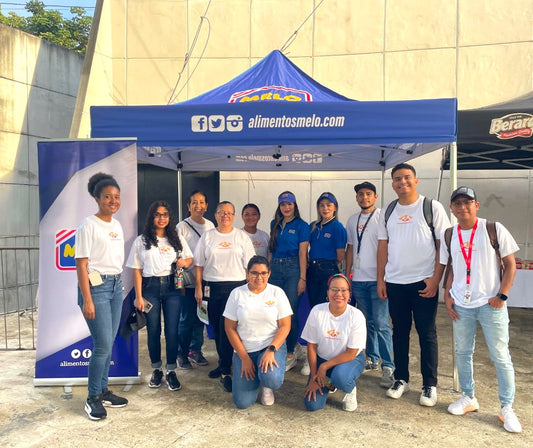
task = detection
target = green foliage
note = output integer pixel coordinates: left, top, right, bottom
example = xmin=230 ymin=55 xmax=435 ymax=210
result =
xmin=0 ymin=1 xmax=92 ymax=54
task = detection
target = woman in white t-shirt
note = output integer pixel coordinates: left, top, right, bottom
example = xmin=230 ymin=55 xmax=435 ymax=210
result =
xmin=194 ymin=201 xmax=256 ymax=393
xmin=126 ymin=201 xmax=193 ymax=392
xmin=302 ymin=274 xmax=367 ymax=412
xmin=75 ymin=173 xmax=128 ymax=421
xmin=241 ymin=203 xmax=270 ymax=258
xmin=224 ymin=255 xmax=292 ymax=408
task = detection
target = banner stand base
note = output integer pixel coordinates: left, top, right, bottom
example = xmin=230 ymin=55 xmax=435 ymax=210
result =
xmin=33 ymin=373 xmax=142 ymax=388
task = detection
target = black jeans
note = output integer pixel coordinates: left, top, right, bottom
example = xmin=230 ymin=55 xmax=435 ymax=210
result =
xmin=386 ymin=281 xmax=438 ymax=387
xmin=206 ymin=280 xmax=246 ymax=375
xmin=307 ymin=259 xmax=339 ymax=308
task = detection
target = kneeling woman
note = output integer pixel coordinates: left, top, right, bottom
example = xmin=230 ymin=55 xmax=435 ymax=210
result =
xmin=224 ymin=256 xmax=292 ymax=409
xmin=302 ymin=274 xmax=366 ymax=412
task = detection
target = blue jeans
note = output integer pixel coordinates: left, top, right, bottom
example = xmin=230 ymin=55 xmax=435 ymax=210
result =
xmin=78 ymin=275 xmax=123 ymax=397
xmin=453 ymin=303 xmax=516 ymax=406
xmin=352 ymin=281 xmax=394 ymax=370
xmin=270 ymin=257 xmax=301 ymax=353
xmin=304 ymin=352 xmax=365 ymax=411
xmin=386 ymin=281 xmax=438 ymax=387
xmin=142 ymin=276 xmax=182 ymax=370
xmin=178 ymin=288 xmax=205 ymax=356
xmin=232 ymin=343 xmax=287 ymax=409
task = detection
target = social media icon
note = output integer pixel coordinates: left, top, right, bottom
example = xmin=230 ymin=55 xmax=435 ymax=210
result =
xmin=226 ymin=115 xmax=243 ymax=132
xmin=191 ymin=115 xmax=208 ymax=132
xmin=208 ymin=115 xmax=225 ymax=132
xmin=71 ymin=349 xmax=81 ymax=359
xmin=83 ymin=349 xmax=92 ymax=359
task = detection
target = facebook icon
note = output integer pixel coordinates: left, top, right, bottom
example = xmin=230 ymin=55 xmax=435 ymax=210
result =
xmin=191 ymin=115 xmax=208 ymax=132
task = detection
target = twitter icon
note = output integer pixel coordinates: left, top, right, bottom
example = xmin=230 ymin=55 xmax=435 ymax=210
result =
xmin=209 ymin=115 xmax=225 ymax=132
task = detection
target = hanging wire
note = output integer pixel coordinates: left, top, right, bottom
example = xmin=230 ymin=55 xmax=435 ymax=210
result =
xmin=279 ymin=0 xmax=326 ymax=53
xmin=167 ymin=0 xmax=212 ymax=104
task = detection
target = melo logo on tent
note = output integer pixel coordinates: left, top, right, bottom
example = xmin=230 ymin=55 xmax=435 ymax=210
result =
xmin=229 ymin=86 xmax=312 ymax=103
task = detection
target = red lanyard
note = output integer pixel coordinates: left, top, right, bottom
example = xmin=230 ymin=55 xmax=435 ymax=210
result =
xmin=457 ymin=219 xmax=478 ymax=286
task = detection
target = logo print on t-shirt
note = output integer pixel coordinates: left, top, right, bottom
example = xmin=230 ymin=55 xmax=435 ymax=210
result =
xmin=397 ymin=214 xmax=412 ymax=224
xmin=461 ymin=242 xmax=474 ymax=249
xmin=326 ymin=329 xmax=340 ymax=339
xmin=264 ymin=300 xmax=275 ymax=307
xmin=288 ymin=229 xmax=295 ymax=234
xmin=109 ymin=232 xmax=119 ymax=239
xmin=159 ymin=245 xmax=172 ymax=254
xmin=218 ymin=241 xmax=232 ymax=249
xmin=324 ymin=232 xmax=331 ymax=238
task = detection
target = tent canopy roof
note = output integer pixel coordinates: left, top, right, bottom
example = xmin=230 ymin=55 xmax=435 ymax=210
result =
xmin=445 ymin=91 xmax=533 ymax=170
xmin=91 ymin=50 xmax=456 ymax=171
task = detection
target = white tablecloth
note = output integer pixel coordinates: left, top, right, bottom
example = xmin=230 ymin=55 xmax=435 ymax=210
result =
xmin=508 ymin=269 xmax=533 ymax=308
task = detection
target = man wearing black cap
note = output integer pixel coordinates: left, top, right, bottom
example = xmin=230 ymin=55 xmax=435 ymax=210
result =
xmin=440 ymin=186 xmax=522 ymax=433
xmin=346 ymin=182 xmax=394 ymax=389
xmin=377 ymin=163 xmax=450 ymax=407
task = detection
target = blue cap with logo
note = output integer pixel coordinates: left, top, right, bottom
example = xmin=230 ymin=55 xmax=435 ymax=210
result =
xmin=451 ymin=186 xmax=476 ymax=202
xmin=317 ymin=192 xmax=338 ymax=207
xmin=278 ymin=192 xmax=296 ymax=204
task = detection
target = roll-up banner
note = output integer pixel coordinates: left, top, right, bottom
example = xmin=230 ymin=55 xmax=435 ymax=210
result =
xmin=34 ymin=139 xmax=140 ymax=386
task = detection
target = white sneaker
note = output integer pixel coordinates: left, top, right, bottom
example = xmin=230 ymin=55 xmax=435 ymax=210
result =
xmin=294 ymin=343 xmax=306 ymax=359
xmin=447 ymin=394 xmax=479 ymax=415
xmin=386 ymin=379 xmax=409 ymax=399
xmin=300 ymin=358 xmax=310 ymax=376
xmin=342 ymin=386 xmax=358 ymax=412
xmin=285 ymin=354 xmax=297 ymax=372
xmin=419 ymin=386 xmax=437 ymax=407
xmin=260 ymin=387 xmax=275 ymax=406
xmin=379 ymin=366 xmax=395 ymax=388
xmin=499 ymin=405 xmax=522 ymax=433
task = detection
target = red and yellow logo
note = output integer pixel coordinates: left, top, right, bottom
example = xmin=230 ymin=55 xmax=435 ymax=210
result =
xmin=264 ymin=300 xmax=275 ymax=307
xmin=218 ymin=241 xmax=232 ymax=249
xmin=326 ymin=329 xmax=340 ymax=338
xmin=398 ymin=214 xmax=412 ymax=223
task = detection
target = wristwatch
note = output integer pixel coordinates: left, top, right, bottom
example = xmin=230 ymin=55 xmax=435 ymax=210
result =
xmin=267 ymin=345 xmax=277 ymax=352
xmin=496 ymin=293 xmax=508 ymax=301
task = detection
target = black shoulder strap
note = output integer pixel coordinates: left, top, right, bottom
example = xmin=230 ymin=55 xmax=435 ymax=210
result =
xmin=423 ymin=197 xmax=437 ymax=249
xmin=487 ymin=221 xmax=503 ymax=280
xmin=384 ymin=199 xmax=398 ymax=226
xmin=442 ymin=226 xmax=453 ymax=288
xmin=184 ymin=219 xmax=202 ymax=238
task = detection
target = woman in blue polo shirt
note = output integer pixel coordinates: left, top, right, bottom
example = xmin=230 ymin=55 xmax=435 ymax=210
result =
xmin=268 ymin=191 xmax=310 ymax=371
xmin=307 ymin=192 xmax=347 ymax=309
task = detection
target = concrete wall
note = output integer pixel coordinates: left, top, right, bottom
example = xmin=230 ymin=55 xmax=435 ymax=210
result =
xmin=0 ymin=24 xmax=83 ymax=309
xmin=72 ymin=0 xmax=533 ymax=259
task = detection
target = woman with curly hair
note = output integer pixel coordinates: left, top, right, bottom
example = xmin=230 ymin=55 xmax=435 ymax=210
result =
xmin=75 ymin=172 xmax=128 ymax=420
xmin=126 ymin=201 xmax=193 ymax=391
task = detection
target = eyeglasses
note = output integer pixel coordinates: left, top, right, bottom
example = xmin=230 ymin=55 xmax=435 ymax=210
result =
xmin=154 ymin=212 xmax=169 ymax=218
xmin=452 ymin=199 xmax=475 ymax=207
xmin=216 ymin=211 xmax=234 ymax=217
xmin=329 ymin=287 xmax=350 ymax=293
xmin=249 ymin=271 xmax=269 ymax=277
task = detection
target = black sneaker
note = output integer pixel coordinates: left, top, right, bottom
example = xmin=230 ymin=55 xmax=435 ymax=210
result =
xmin=166 ymin=371 xmax=182 ymax=391
xmin=188 ymin=351 xmax=209 ymax=366
xmin=220 ymin=375 xmax=232 ymax=392
xmin=208 ymin=366 xmax=221 ymax=378
xmin=101 ymin=388 xmax=128 ymax=407
xmin=178 ymin=355 xmax=193 ymax=370
xmin=85 ymin=395 xmax=107 ymax=420
xmin=149 ymin=369 xmax=163 ymax=388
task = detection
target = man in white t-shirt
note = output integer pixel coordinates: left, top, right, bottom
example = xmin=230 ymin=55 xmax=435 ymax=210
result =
xmin=345 ymin=182 xmax=394 ymax=388
xmin=440 ymin=186 xmax=522 ymax=433
xmin=377 ymin=163 xmax=450 ymax=407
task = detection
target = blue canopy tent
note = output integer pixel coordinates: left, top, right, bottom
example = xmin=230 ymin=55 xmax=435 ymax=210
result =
xmin=91 ymin=50 xmax=457 ymax=173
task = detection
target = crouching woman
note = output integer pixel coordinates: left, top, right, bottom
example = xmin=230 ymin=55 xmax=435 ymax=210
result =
xmin=302 ymin=274 xmax=366 ymax=412
xmin=224 ymin=255 xmax=292 ymax=408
